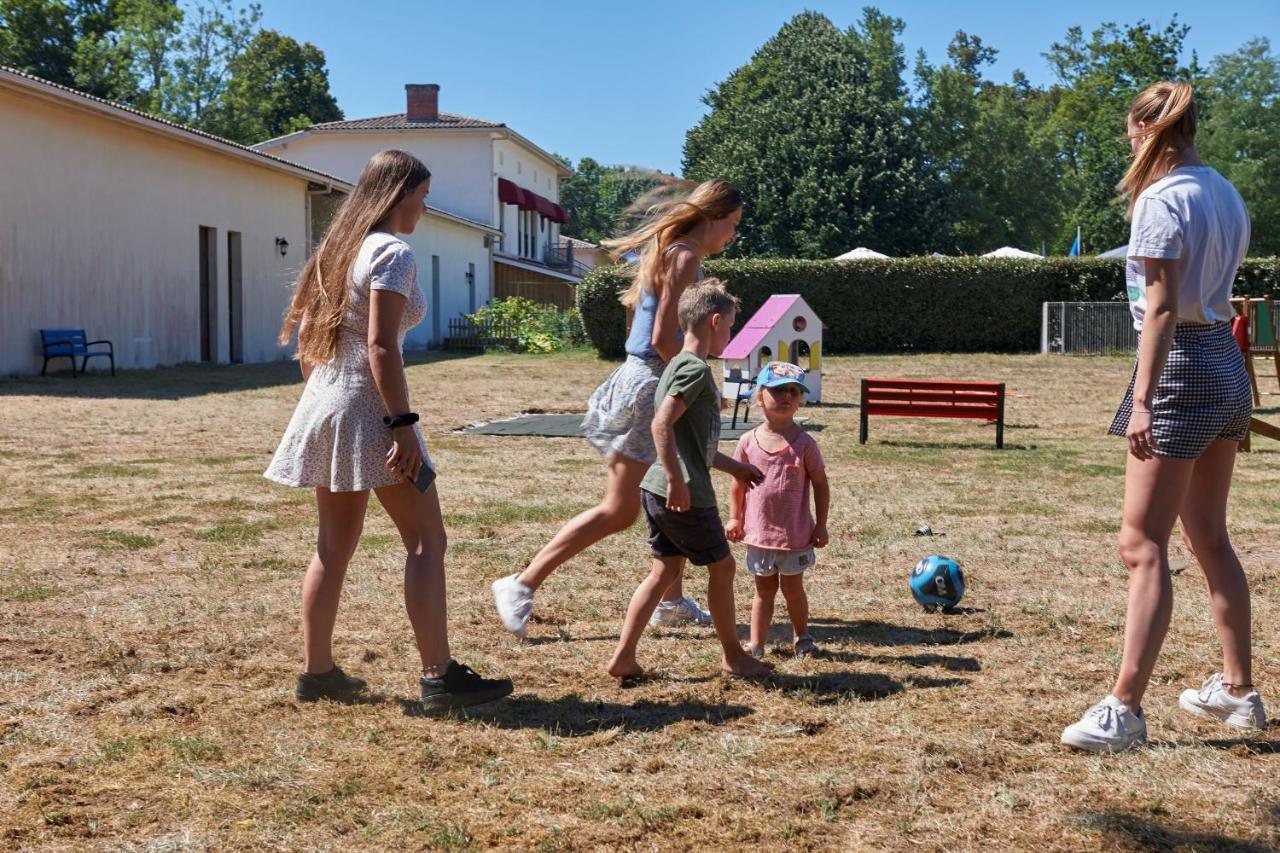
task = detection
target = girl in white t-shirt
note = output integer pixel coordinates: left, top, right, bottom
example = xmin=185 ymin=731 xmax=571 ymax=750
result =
xmin=1061 ymin=83 xmax=1264 ymax=753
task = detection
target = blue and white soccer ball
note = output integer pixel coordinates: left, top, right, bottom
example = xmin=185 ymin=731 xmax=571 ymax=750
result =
xmin=910 ymin=555 xmax=965 ymax=611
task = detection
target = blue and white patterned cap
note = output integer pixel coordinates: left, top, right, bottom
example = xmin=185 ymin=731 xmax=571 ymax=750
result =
xmin=754 ymin=361 xmax=810 ymax=394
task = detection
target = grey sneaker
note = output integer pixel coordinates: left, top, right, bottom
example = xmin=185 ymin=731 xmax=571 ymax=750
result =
xmin=420 ymin=660 xmax=513 ymax=713
xmin=649 ymin=596 xmax=713 ymax=628
xmin=1061 ymin=695 xmax=1147 ymax=753
xmin=295 ymin=666 xmax=367 ymax=702
xmin=1178 ymin=673 xmax=1266 ymax=730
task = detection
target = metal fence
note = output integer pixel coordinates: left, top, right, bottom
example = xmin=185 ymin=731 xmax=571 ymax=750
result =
xmin=1041 ymin=301 xmax=1138 ymax=354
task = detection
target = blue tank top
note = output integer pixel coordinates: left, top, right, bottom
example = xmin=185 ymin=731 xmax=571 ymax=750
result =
xmin=623 ymin=243 xmax=701 ymax=360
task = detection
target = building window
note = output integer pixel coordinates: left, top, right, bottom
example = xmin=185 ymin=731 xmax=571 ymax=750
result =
xmin=499 ymin=151 xmax=504 ymax=165
xmin=517 ymin=161 xmax=522 ymax=175
xmin=534 ymin=169 xmax=539 ymax=183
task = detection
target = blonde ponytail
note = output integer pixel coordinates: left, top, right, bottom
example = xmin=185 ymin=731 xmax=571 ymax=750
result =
xmin=1118 ymin=81 xmax=1198 ymax=215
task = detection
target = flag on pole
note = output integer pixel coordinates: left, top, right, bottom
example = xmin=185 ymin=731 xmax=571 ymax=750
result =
xmin=1068 ymin=226 xmax=1081 ymax=257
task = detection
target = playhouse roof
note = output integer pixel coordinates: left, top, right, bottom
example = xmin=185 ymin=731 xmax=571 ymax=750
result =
xmin=721 ymin=294 xmax=812 ymax=361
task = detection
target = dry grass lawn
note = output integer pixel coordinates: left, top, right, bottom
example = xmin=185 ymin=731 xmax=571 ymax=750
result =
xmin=1 ymin=351 xmax=1279 ymax=851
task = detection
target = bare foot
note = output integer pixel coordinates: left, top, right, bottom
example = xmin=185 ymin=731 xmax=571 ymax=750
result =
xmin=606 ymin=656 xmax=644 ymax=680
xmin=722 ymin=651 xmax=775 ymax=677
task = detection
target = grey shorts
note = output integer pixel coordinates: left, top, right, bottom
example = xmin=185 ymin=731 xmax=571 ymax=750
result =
xmin=641 ymin=490 xmax=731 ymax=566
xmin=1108 ymin=322 xmax=1252 ymax=459
xmin=745 ymin=546 xmax=815 ymax=577
xmin=581 ymin=355 xmax=664 ymax=464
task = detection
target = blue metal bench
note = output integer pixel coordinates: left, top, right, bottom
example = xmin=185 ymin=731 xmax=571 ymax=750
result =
xmin=40 ymin=329 xmax=115 ymax=377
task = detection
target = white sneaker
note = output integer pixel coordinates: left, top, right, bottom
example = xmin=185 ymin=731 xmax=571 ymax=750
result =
xmin=491 ymin=574 xmax=534 ymax=639
xmin=649 ymin=596 xmax=713 ymax=628
xmin=1178 ymin=673 xmax=1266 ymax=730
xmin=1061 ymin=695 xmax=1147 ymax=753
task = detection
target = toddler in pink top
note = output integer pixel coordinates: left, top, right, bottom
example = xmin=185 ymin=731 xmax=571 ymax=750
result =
xmin=726 ymin=362 xmax=830 ymax=657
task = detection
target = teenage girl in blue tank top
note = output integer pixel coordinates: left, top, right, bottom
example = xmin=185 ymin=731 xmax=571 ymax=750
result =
xmin=492 ymin=180 xmax=746 ymax=639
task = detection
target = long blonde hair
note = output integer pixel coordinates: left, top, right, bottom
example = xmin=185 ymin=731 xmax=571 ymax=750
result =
xmin=603 ymin=179 xmax=742 ymax=309
xmin=279 ymin=150 xmax=431 ymax=364
xmin=1118 ymin=81 xmax=1198 ymax=215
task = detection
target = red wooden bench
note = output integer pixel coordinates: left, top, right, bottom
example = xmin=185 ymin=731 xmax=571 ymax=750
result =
xmin=860 ymin=378 xmax=1006 ymax=449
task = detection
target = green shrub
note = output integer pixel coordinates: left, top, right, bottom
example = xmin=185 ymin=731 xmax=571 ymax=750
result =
xmin=468 ymin=297 xmax=582 ymax=353
xmin=576 ymin=257 xmax=1280 ymax=357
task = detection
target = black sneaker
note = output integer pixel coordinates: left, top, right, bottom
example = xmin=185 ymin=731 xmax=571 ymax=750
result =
xmin=295 ymin=665 xmax=368 ymax=702
xmin=419 ymin=660 xmax=513 ymax=712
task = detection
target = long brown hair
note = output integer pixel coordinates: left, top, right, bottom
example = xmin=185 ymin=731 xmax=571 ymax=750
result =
xmin=279 ymin=150 xmax=431 ymax=364
xmin=1118 ymin=81 xmax=1198 ymax=215
xmin=602 ymin=179 xmax=742 ymax=309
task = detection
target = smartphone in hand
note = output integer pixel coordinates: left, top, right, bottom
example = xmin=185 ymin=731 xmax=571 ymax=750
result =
xmin=412 ymin=464 xmax=436 ymax=493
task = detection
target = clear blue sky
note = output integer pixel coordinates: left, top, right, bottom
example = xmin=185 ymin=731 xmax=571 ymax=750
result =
xmin=256 ymin=1 xmax=1279 ymax=174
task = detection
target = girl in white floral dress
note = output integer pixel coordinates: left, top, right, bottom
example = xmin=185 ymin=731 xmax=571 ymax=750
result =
xmin=267 ymin=149 xmax=511 ymax=712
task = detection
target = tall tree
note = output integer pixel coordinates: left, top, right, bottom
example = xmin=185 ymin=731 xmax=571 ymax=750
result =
xmin=164 ymin=0 xmax=258 ymax=126
xmin=683 ymin=10 xmax=941 ymax=258
xmin=557 ymin=156 xmax=673 ymax=245
xmin=1044 ymin=18 xmax=1201 ymax=253
xmin=1199 ymin=38 xmax=1280 ymax=255
xmin=207 ymin=28 xmax=341 ymax=144
xmin=914 ymin=33 xmax=1063 ymax=253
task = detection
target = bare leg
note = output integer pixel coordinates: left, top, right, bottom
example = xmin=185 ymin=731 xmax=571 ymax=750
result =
xmin=780 ymin=574 xmax=810 ymax=642
xmin=750 ymin=574 xmax=779 ymax=650
xmin=1178 ymin=440 xmax=1253 ymax=697
xmin=516 ymin=454 xmax=687 ymax=603
xmin=705 ymin=556 xmax=774 ymax=676
xmin=375 ymin=481 xmax=451 ymax=676
xmin=1110 ymin=451 xmax=1196 ymax=711
xmin=302 ymin=488 xmax=369 ymax=673
xmin=607 ymin=556 xmax=684 ymax=678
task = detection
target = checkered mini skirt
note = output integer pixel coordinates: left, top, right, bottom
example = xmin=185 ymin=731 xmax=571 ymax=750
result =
xmin=1108 ymin=321 xmax=1252 ymax=459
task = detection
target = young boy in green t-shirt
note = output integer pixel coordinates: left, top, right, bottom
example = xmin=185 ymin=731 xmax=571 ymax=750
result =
xmin=607 ymin=280 xmax=774 ymax=680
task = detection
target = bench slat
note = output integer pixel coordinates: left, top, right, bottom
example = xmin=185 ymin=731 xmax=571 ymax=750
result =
xmin=863 ymin=378 xmax=1003 ymax=391
xmin=865 ymin=390 xmax=1002 ymax=405
xmin=864 ymin=404 xmax=999 ymax=419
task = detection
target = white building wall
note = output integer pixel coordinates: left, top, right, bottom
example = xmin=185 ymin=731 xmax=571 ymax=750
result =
xmin=0 ymin=85 xmax=310 ymax=375
xmin=402 ymin=214 xmax=492 ymax=348
xmin=260 ymin=131 xmax=496 ymax=226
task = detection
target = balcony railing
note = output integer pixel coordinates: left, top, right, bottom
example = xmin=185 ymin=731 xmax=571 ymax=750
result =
xmin=542 ymin=243 xmax=592 ymax=278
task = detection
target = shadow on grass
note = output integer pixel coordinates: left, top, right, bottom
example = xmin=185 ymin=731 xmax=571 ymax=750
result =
xmin=1202 ymin=736 xmax=1280 ymax=753
xmin=807 ymin=618 xmax=1014 ymax=647
xmin=398 ymin=693 xmax=752 ymax=733
xmin=0 ymin=351 xmax=472 ymax=400
xmin=1077 ymin=811 xmax=1273 ymax=852
xmin=873 ymin=440 xmax=1036 ymax=451
xmin=762 ymin=671 xmax=905 ymax=702
xmin=816 ymin=650 xmax=982 ymax=672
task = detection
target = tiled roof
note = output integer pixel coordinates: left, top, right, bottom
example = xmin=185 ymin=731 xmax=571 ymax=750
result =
xmin=0 ymin=65 xmax=351 ymax=188
xmin=312 ymin=112 xmax=504 ymax=131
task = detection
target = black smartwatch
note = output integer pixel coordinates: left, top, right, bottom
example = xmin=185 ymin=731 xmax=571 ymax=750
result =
xmin=383 ymin=412 xmax=419 ymax=429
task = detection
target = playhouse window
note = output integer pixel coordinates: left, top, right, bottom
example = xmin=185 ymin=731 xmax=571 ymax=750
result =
xmin=758 ymin=346 xmax=772 ymax=369
xmin=793 ymin=316 xmax=807 ymax=333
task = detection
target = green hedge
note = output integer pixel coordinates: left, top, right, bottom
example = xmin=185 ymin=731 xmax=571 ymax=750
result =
xmin=576 ymin=257 xmax=1280 ymax=357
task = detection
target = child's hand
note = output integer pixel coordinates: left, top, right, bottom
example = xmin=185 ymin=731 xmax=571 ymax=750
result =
xmin=734 ymin=461 xmax=765 ymax=490
xmin=811 ymin=524 xmax=829 ymax=548
xmin=665 ymin=479 xmax=692 ymax=513
xmin=726 ymin=517 xmax=745 ymax=542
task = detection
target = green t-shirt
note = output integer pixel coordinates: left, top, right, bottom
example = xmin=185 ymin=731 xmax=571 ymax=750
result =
xmin=641 ymin=351 xmax=722 ymax=507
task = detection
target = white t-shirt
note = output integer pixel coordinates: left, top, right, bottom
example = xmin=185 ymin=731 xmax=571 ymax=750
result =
xmin=1125 ymin=166 xmax=1250 ymax=330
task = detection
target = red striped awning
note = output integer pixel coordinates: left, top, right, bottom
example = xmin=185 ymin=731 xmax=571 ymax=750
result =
xmin=497 ymin=177 xmax=566 ymax=223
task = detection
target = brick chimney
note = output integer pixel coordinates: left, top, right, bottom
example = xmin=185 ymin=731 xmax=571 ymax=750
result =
xmin=405 ymin=84 xmax=440 ymax=122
